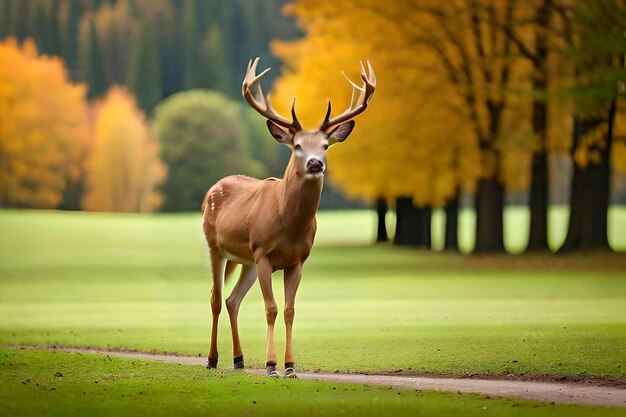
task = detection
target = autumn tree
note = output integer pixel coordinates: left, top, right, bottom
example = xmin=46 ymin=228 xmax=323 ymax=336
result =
xmin=274 ymin=1 xmax=529 ymax=250
xmin=151 ymin=90 xmax=268 ymax=212
xmin=82 ymin=87 xmax=166 ymax=212
xmin=0 ymin=38 xmax=87 ymax=208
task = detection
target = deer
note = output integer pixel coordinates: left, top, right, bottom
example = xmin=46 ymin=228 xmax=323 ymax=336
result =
xmin=201 ymin=57 xmax=376 ymax=378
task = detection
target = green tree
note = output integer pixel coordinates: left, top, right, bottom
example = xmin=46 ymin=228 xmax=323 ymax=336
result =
xmin=151 ymin=90 xmax=267 ymax=211
xmin=84 ymin=20 xmax=107 ymax=99
xmin=199 ymin=24 xmax=230 ymax=92
xmin=559 ymin=0 xmax=626 ymax=251
xmin=85 ymin=0 xmax=135 ymax=86
xmin=135 ymin=0 xmax=177 ymax=96
xmin=127 ymin=20 xmax=162 ymax=112
xmin=60 ymin=0 xmax=81 ymax=78
xmin=0 ymin=1 xmax=9 ymax=39
xmin=180 ymin=0 xmax=198 ymax=90
xmin=29 ymin=1 xmax=55 ymax=54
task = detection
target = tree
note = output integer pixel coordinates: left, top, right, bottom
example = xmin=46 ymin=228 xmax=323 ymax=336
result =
xmin=199 ymin=25 xmax=231 ymax=92
xmin=83 ymin=0 xmax=135 ymax=86
xmin=151 ymin=90 xmax=267 ymax=212
xmin=0 ymin=0 xmax=302 ymax=100
xmin=127 ymin=20 xmax=162 ymax=112
xmin=0 ymin=38 xmax=87 ymax=208
xmin=558 ymin=0 xmax=626 ymax=251
xmin=273 ymin=1 xmax=525 ymax=252
xmin=29 ymin=0 xmax=56 ymax=55
xmin=59 ymin=0 xmax=82 ymax=78
xmin=477 ymin=0 xmax=554 ymax=251
xmin=83 ymin=20 xmax=107 ymax=99
xmin=82 ymin=87 xmax=166 ymax=212
xmin=135 ymin=0 xmax=177 ymax=97
xmin=180 ymin=0 xmax=198 ymax=90
xmin=0 ymin=1 xmax=9 ymax=40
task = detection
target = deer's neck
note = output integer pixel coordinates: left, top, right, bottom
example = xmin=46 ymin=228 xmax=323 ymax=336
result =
xmin=280 ymin=156 xmax=322 ymax=232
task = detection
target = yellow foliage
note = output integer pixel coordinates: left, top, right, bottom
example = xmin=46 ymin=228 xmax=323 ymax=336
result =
xmin=273 ymin=0 xmax=533 ymax=206
xmin=573 ymin=121 xmax=608 ymax=169
xmin=82 ymin=87 xmax=166 ymax=212
xmin=611 ymin=100 xmax=626 ymax=175
xmin=612 ymin=140 xmax=626 ymax=174
xmin=0 ymin=38 xmax=87 ymax=208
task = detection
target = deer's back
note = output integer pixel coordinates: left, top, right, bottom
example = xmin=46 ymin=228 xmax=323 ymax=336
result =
xmin=202 ymin=175 xmax=280 ymax=263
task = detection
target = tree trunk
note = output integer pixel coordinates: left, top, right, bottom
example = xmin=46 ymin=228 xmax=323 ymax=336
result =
xmin=559 ymin=109 xmax=614 ymax=252
xmin=416 ymin=206 xmax=432 ymax=248
xmin=474 ymin=178 xmax=505 ymax=253
xmin=527 ymin=150 xmax=549 ymax=251
xmin=526 ymin=1 xmax=550 ymax=252
xmin=393 ymin=197 xmax=431 ymax=248
xmin=375 ymin=197 xmax=389 ymax=243
xmin=580 ymin=100 xmax=614 ymax=250
xmin=444 ymin=193 xmax=459 ymax=251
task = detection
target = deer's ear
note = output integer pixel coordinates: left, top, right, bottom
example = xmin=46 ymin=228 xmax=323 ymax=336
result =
xmin=328 ymin=121 xmax=355 ymax=145
xmin=267 ymin=120 xmax=293 ymax=145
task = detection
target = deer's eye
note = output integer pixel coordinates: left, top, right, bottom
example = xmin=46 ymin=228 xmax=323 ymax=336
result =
xmin=294 ymin=144 xmax=302 ymax=151
xmin=322 ymin=144 xmax=329 ymax=150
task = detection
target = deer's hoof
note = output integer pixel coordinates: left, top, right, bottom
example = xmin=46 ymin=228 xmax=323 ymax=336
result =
xmin=283 ymin=367 xmax=298 ymax=379
xmin=207 ymin=357 xmax=218 ymax=369
xmin=266 ymin=364 xmax=280 ymax=378
xmin=233 ymin=356 xmax=244 ymax=370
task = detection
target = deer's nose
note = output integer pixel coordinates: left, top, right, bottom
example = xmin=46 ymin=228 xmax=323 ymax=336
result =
xmin=306 ymin=158 xmax=324 ymax=173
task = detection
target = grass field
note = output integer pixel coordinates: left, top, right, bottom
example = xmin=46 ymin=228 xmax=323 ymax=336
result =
xmin=0 ymin=208 xmax=625 ymax=415
xmin=4 ymin=349 xmax=623 ymax=417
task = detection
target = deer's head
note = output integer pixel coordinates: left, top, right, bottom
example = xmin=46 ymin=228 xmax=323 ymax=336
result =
xmin=242 ymin=58 xmax=376 ymax=180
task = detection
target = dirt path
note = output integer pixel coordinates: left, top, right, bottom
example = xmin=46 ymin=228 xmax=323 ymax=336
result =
xmin=16 ymin=346 xmax=626 ymax=408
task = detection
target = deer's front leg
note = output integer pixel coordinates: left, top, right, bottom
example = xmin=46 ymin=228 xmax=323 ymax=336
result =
xmin=283 ymin=263 xmax=302 ymax=378
xmin=256 ymin=257 xmax=279 ymax=377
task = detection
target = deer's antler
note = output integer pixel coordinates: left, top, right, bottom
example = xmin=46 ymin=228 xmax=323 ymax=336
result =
xmin=319 ymin=61 xmax=376 ymax=131
xmin=242 ymin=57 xmax=302 ymax=132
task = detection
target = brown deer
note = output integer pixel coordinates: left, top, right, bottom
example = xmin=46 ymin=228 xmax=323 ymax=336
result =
xmin=201 ymin=57 xmax=375 ymax=378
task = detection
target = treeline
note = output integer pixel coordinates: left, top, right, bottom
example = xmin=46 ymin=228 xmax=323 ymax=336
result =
xmin=0 ymin=0 xmax=360 ymax=210
xmin=0 ymin=38 xmax=277 ymax=212
xmin=274 ymin=0 xmax=626 ymax=252
xmin=0 ymin=0 xmax=299 ymax=111
xmin=0 ymin=0 xmax=306 ymax=212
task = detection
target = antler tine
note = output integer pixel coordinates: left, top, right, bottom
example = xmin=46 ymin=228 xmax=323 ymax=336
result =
xmin=319 ymin=61 xmax=376 ymax=131
xmin=367 ymin=61 xmax=376 ymax=84
xmin=341 ymin=70 xmax=365 ymax=92
xmin=291 ymin=97 xmax=302 ymax=131
xmin=323 ymin=100 xmax=332 ymax=122
xmin=242 ymin=57 xmax=300 ymax=132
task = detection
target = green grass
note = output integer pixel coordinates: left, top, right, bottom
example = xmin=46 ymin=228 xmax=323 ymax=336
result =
xmin=0 ymin=209 xmax=624 ymax=378
xmin=1 ymin=209 xmax=625 ymax=415
xmin=1 ymin=348 xmax=622 ymax=417
xmin=316 ymin=205 xmax=626 ymax=252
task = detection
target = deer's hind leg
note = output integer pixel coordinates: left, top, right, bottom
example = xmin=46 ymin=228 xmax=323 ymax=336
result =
xmin=225 ymin=264 xmax=257 ymax=369
xmin=207 ymin=250 xmax=226 ymax=369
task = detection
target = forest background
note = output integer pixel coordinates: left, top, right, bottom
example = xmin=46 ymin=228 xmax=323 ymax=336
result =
xmin=0 ymin=0 xmax=625 ymax=253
